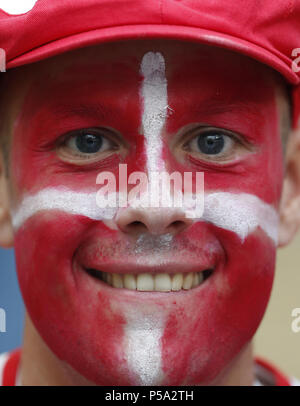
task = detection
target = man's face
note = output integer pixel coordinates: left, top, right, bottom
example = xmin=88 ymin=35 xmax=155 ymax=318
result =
xmin=4 ymin=40 xmax=286 ymax=385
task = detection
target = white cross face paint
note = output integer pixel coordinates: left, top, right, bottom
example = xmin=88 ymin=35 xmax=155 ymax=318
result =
xmin=124 ymin=310 xmax=165 ymax=385
xmin=0 ymin=0 xmax=38 ymax=14
xmin=203 ymin=192 xmax=279 ymax=244
xmin=12 ymin=187 xmax=278 ymax=244
xmin=140 ymin=52 xmax=168 ymax=173
xmin=11 ymin=188 xmax=119 ymax=230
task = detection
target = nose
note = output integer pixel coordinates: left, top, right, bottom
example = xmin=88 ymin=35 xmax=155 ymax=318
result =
xmin=115 ymin=206 xmax=193 ymax=236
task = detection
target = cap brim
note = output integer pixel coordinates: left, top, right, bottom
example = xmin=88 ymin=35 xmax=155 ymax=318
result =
xmin=7 ymin=24 xmax=299 ymax=85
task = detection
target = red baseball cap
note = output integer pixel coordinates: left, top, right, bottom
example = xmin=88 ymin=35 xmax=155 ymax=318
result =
xmin=1 ymin=0 xmax=300 ymax=126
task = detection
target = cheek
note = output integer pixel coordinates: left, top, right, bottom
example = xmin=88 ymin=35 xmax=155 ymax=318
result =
xmin=14 ymin=213 xmax=132 ymax=385
xmin=160 ymin=230 xmax=275 ymax=384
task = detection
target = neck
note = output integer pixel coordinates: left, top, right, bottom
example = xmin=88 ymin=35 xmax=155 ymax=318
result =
xmin=20 ymin=312 xmax=255 ymax=386
xmin=211 ymin=343 xmax=255 ymax=386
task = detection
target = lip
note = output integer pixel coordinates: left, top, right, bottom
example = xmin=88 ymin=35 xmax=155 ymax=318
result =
xmin=78 ymin=260 xmax=215 ymax=276
xmin=74 ymin=235 xmax=223 ymax=290
xmin=76 ymin=257 xmax=216 ymax=294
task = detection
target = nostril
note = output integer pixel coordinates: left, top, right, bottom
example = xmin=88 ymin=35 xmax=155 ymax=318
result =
xmin=116 ymin=207 xmax=193 ymax=236
xmin=124 ymin=221 xmax=149 ymax=234
xmin=166 ymin=220 xmax=188 ymax=234
xmin=171 ymin=220 xmax=185 ymax=228
xmin=131 ymin=221 xmax=143 ymax=227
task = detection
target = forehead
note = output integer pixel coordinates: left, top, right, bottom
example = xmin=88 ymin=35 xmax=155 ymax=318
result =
xmin=4 ymin=39 xmax=288 ymax=148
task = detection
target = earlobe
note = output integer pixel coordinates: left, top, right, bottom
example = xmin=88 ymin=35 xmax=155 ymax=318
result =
xmin=0 ymin=154 xmax=14 ymax=248
xmin=278 ymin=128 xmax=300 ymax=247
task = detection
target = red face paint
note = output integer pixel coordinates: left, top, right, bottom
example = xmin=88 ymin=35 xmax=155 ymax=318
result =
xmin=11 ymin=43 xmax=284 ymax=385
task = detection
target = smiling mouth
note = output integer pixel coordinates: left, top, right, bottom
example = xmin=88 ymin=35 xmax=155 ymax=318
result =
xmin=84 ymin=269 xmax=213 ymax=292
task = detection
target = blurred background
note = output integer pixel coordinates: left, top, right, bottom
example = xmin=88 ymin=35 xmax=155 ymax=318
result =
xmin=255 ymin=232 xmax=300 ymax=379
xmin=0 ymin=235 xmax=299 ymax=379
xmin=0 ymin=248 xmax=24 ymax=353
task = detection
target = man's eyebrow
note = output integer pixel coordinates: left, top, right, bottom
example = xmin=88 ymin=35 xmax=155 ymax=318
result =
xmin=49 ymin=103 xmax=112 ymax=120
xmin=190 ymin=99 xmax=266 ymax=121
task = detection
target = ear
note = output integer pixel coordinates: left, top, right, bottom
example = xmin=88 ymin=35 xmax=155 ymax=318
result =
xmin=278 ymin=128 xmax=300 ymax=247
xmin=0 ymin=153 xmax=14 ymax=247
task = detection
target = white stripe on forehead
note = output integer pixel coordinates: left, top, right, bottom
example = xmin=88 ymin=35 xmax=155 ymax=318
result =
xmin=12 ymin=188 xmax=278 ymax=244
xmin=140 ymin=52 xmax=168 ymax=173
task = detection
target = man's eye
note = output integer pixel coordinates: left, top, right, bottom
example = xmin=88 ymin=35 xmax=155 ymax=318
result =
xmin=67 ymin=132 xmax=112 ymax=155
xmin=188 ymin=131 xmax=233 ymax=156
xmin=195 ymin=132 xmax=228 ymax=155
xmin=184 ymin=128 xmax=242 ymax=161
xmin=75 ymin=133 xmax=103 ymax=154
xmin=57 ymin=127 xmax=120 ymax=164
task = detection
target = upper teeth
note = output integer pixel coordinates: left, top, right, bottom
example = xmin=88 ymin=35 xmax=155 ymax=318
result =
xmin=101 ymin=272 xmax=205 ymax=292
